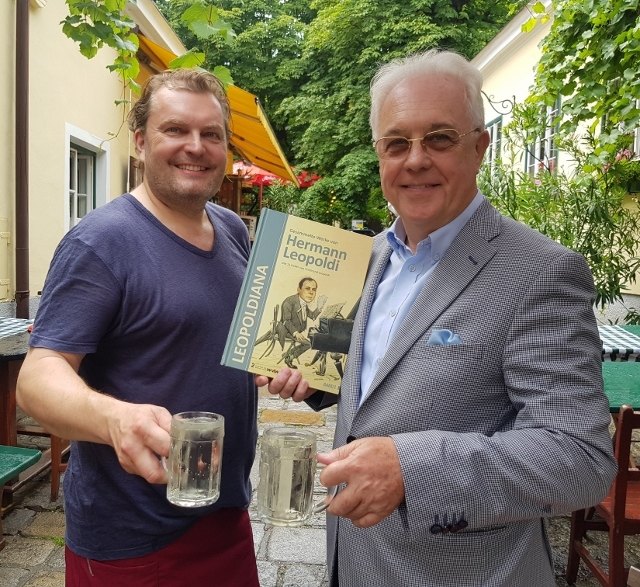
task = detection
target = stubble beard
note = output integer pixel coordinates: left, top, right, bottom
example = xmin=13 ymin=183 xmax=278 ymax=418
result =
xmin=146 ymin=167 xmax=225 ymax=213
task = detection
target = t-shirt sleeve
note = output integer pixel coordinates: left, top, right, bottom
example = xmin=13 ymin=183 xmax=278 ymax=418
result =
xmin=30 ymin=237 xmax=122 ymax=355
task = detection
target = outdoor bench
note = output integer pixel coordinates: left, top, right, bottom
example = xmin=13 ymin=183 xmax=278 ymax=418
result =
xmin=0 ymin=445 xmax=40 ymax=550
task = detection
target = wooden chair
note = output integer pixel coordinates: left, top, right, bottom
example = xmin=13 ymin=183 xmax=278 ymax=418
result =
xmin=566 ymin=404 xmax=640 ymax=587
xmin=49 ymin=435 xmax=69 ymax=501
xmin=17 ymin=420 xmax=69 ymax=500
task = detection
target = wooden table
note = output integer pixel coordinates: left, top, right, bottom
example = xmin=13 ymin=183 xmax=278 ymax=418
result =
xmin=0 ymin=330 xmax=61 ymax=510
xmin=603 ymin=361 xmax=640 ymax=412
xmin=0 ymin=331 xmax=29 ymax=448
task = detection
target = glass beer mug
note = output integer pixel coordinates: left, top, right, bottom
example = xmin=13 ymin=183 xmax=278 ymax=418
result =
xmin=257 ymin=427 xmax=335 ymax=526
xmin=165 ymin=411 xmax=225 ymax=508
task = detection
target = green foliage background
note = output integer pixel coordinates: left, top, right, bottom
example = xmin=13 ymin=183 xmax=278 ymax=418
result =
xmin=153 ymin=0 xmax=514 ymax=228
xmin=479 ymin=0 xmax=640 ymax=313
xmin=64 ymin=0 xmax=640 ymax=312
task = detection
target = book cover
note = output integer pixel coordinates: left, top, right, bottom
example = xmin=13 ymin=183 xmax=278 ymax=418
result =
xmin=221 ymin=208 xmax=373 ymax=394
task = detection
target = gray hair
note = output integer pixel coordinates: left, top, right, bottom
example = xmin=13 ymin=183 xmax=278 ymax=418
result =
xmin=369 ymin=49 xmax=485 ymax=140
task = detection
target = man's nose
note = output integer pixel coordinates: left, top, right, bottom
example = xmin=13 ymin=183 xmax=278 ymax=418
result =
xmin=404 ymin=139 xmax=431 ymax=168
xmin=185 ymin=132 xmax=205 ymax=153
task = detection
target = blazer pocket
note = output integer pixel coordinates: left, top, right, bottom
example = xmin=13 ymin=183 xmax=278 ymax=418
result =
xmin=453 ymin=524 xmax=507 ymax=537
xmin=417 ymin=343 xmax=485 ymax=362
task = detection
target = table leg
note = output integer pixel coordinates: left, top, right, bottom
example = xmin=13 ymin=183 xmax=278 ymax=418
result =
xmin=0 ymin=360 xmax=19 ymax=447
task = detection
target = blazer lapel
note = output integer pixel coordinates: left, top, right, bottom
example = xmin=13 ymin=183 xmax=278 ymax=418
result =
xmin=364 ymin=200 xmax=502 ymax=399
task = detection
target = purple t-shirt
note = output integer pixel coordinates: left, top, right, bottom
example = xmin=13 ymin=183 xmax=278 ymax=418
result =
xmin=30 ymin=194 xmax=257 ymax=560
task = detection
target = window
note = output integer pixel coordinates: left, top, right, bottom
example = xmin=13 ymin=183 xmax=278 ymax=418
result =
xmin=525 ymin=97 xmax=560 ymax=176
xmin=485 ymin=116 xmax=503 ymax=174
xmin=69 ymin=146 xmax=95 ymax=227
xmin=64 ymin=124 xmax=110 ymax=231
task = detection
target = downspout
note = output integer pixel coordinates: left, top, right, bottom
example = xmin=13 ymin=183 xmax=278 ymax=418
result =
xmin=15 ymin=0 xmax=29 ymax=318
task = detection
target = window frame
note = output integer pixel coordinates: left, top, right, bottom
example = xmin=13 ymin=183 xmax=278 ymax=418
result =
xmin=524 ymin=97 xmax=560 ymax=176
xmin=64 ymin=124 xmax=110 ymax=232
xmin=484 ymin=115 xmax=503 ymax=175
xmin=69 ymin=146 xmax=95 ymax=227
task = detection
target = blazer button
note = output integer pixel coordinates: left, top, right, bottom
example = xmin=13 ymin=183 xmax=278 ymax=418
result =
xmin=429 ymin=524 xmax=443 ymax=534
xmin=449 ymin=520 xmax=468 ymax=533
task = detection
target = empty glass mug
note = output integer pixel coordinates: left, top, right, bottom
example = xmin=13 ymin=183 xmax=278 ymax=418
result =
xmin=165 ymin=411 xmax=224 ymax=508
xmin=257 ymin=427 xmax=335 ymax=526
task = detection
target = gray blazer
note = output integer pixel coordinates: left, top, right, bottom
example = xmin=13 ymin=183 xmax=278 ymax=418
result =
xmin=327 ymin=199 xmax=616 ymax=587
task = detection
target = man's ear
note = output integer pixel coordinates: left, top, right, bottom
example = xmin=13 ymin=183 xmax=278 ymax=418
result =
xmin=475 ymin=129 xmax=491 ymax=167
xmin=133 ymin=129 xmax=145 ymax=161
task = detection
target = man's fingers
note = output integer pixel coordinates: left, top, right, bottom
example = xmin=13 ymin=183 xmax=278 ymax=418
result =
xmin=254 ymin=374 xmax=271 ymax=388
xmin=264 ymin=368 xmax=315 ymax=402
xmin=318 ymin=441 xmax=358 ymax=468
xmin=269 ymin=367 xmax=303 ymax=397
xmin=351 ymin=513 xmax=383 ymax=529
xmin=324 ymin=483 xmax=386 ymax=526
xmin=317 ymin=438 xmax=405 ymax=527
xmin=325 ymin=482 xmax=396 ymax=528
xmin=121 ymin=451 xmax=168 ymax=484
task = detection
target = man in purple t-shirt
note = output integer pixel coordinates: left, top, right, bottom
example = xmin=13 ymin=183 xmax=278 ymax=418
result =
xmin=16 ymin=69 xmax=306 ymax=587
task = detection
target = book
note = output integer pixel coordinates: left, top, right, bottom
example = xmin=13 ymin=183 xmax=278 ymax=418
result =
xmin=221 ymin=208 xmax=373 ymax=394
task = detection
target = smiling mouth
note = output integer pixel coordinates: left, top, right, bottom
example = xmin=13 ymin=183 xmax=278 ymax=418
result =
xmin=176 ymin=164 xmax=208 ymax=172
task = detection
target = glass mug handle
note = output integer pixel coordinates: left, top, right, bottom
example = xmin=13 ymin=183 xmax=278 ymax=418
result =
xmin=313 ymin=482 xmax=340 ymax=513
xmin=312 ymin=462 xmax=341 ymax=513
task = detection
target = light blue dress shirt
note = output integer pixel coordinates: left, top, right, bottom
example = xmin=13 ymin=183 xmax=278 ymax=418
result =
xmin=359 ymin=191 xmax=485 ymax=406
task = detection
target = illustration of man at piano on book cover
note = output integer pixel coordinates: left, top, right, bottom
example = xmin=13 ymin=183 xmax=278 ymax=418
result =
xmin=253 ymin=276 xmax=356 ymax=379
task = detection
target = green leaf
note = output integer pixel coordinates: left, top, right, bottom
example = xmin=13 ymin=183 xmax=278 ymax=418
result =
xmin=532 ymin=1 xmax=546 ymax=14
xmin=181 ymin=3 xmax=218 ymax=26
xmin=189 ymin=19 xmax=236 ymax=41
xmin=129 ymin=79 xmax=142 ymax=94
xmin=79 ymin=44 xmax=99 ymax=59
xmin=104 ymin=0 xmax=126 ymax=12
xmin=112 ymin=34 xmax=138 ymax=53
xmin=169 ymin=49 xmax=206 ymax=69
xmin=213 ymin=65 xmax=234 ymax=87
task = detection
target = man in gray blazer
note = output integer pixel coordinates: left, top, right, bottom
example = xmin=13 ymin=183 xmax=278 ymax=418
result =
xmin=262 ymin=49 xmax=616 ymax=587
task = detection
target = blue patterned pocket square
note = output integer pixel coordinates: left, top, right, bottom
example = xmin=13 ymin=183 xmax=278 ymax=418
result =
xmin=427 ymin=329 xmax=462 ymax=346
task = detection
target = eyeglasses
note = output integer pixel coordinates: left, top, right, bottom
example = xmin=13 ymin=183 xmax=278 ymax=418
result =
xmin=373 ymin=128 xmax=481 ymax=160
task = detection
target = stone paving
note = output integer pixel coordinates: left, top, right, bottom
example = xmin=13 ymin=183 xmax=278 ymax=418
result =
xmin=0 ymin=387 xmax=635 ymax=586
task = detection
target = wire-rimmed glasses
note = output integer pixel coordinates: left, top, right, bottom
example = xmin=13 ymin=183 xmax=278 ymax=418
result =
xmin=373 ymin=128 xmax=481 ymax=160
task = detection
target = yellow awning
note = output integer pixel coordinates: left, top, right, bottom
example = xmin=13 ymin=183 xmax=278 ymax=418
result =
xmin=137 ymin=35 xmax=299 ymax=186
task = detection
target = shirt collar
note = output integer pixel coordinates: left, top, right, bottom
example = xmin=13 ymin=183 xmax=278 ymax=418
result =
xmin=386 ymin=191 xmax=485 ymax=259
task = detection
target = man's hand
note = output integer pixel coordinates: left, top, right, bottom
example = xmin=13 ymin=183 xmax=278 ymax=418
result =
xmin=254 ymin=369 xmax=316 ymax=402
xmin=318 ymin=437 xmax=405 ymax=528
xmin=17 ymin=347 xmax=173 ymax=485
xmin=105 ymin=402 xmax=173 ymax=484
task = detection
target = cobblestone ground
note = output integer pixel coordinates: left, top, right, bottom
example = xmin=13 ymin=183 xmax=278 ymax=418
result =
xmin=1 ymin=393 xmax=639 ymax=586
